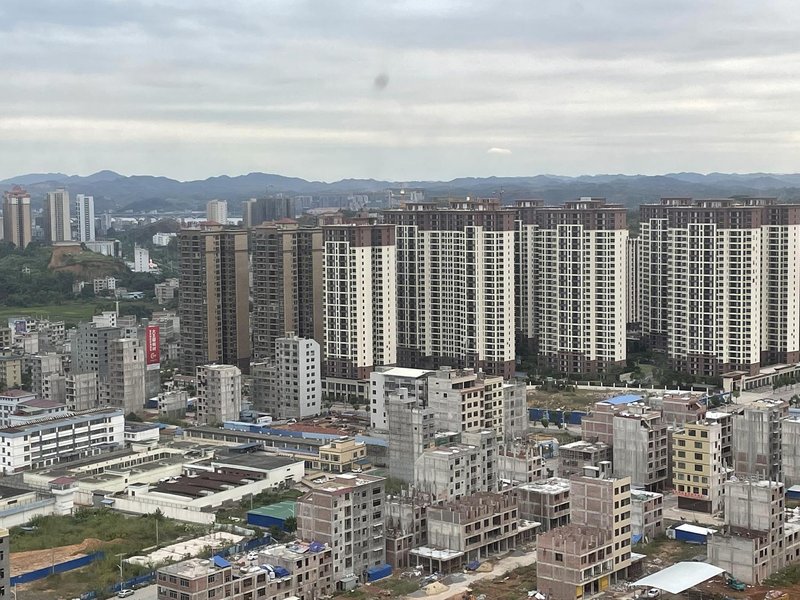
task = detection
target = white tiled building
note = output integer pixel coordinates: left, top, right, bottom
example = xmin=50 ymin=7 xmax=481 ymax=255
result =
xmin=0 ymin=408 xmax=124 ymax=474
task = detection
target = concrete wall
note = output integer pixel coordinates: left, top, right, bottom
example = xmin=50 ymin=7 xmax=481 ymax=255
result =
xmin=109 ymin=496 xmax=215 ymax=524
xmin=783 ymin=418 xmax=800 ymax=488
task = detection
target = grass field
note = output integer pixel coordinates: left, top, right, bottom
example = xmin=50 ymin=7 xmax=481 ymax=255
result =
xmin=13 ymin=509 xmax=206 ymax=600
xmin=0 ymin=301 xmax=101 ymax=323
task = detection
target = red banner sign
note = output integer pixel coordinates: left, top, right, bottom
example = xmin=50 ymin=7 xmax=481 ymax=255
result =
xmin=146 ymin=325 xmax=160 ymax=367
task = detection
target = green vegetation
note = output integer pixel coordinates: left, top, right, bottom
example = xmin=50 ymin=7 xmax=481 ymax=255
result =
xmin=0 ymin=243 xmax=77 ymax=306
xmin=0 ymin=301 xmax=101 ymax=323
xmin=636 ymin=534 xmax=703 ymax=563
xmin=11 ymin=508 xmax=202 ymax=553
xmin=526 ymin=387 xmax=607 ymax=411
xmin=765 ymin=562 xmax=800 ymax=586
xmin=12 ymin=509 xmax=206 ymax=599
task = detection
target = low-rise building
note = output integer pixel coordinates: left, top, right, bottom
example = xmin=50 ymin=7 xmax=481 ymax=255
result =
xmin=537 ymin=470 xmax=633 ymax=600
xmin=8 ymin=398 xmax=69 ymax=426
xmin=412 ymin=492 xmax=538 ymax=574
xmin=0 ymin=389 xmax=36 ymax=426
xmin=612 ymin=404 xmax=669 ymax=490
xmin=497 ymin=442 xmax=544 ymax=485
xmin=414 ymin=440 xmax=496 ymax=502
xmin=385 ymin=491 xmax=432 ymax=570
xmin=0 ymin=408 xmax=124 ymax=474
xmin=0 ymin=357 xmax=22 ymax=389
xmin=156 ymin=541 xmax=333 ymax=600
xmin=314 ymin=437 xmax=367 ymax=474
xmin=369 ymin=366 xmax=432 ymax=431
xmin=673 ymin=419 xmax=727 ymax=513
xmin=660 ymin=391 xmax=707 ymax=426
xmin=513 ymin=477 xmax=571 ymax=532
xmin=709 ymin=479 xmax=786 ymax=585
xmin=296 ymin=473 xmax=386 ymax=584
xmin=630 ymin=490 xmax=664 ymax=542
xmin=558 ymin=440 xmax=612 ymax=478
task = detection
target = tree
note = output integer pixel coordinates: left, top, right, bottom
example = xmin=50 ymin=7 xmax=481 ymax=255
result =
xmin=283 ymin=516 xmax=297 ymax=533
xmin=126 ymin=412 xmax=143 ymax=422
xmin=540 ymin=418 xmax=549 ymax=429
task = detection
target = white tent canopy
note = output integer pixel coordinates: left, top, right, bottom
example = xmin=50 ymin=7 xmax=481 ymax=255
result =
xmin=633 ymin=562 xmax=726 ymax=594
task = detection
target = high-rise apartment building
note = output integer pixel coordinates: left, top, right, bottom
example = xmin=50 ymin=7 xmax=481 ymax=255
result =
xmin=205 ymin=199 xmax=228 ymax=225
xmin=513 ymin=200 xmax=544 ymax=352
xmin=2 ymin=186 xmax=32 ymax=248
xmin=627 ymin=236 xmax=641 ymax=326
xmin=251 ymin=221 xmax=324 ymax=359
xmin=383 ymin=199 xmax=515 ymax=378
xmin=43 ymin=188 xmax=71 ymax=243
xmin=75 ymin=194 xmax=95 ymax=242
xmin=242 ymin=196 xmax=297 ymax=227
xmin=178 ymin=227 xmax=251 ymax=373
xmin=322 ymin=220 xmax=396 ymax=398
xmin=533 ymin=198 xmax=628 ymax=374
xmin=251 ymin=333 xmax=321 ymax=419
xmin=640 ymin=197 xmax=800 ymax=376
xmin=196 ymin=364 xmax=242 ymax=425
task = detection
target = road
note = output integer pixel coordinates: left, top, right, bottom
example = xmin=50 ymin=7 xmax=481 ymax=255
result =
xmin=119 ymin=586 xmax=157 ymax=600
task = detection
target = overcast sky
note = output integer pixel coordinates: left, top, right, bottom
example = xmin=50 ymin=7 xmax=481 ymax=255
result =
xmin=2 ymin=0 xmax=800 ymax=181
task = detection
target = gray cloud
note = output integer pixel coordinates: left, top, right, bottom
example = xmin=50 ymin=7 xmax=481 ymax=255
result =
xmin=1 ymin=0 xmax=800 ymax=181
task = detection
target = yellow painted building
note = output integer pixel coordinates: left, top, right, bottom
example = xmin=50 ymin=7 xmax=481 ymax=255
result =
xmin=316 ymin=436 xmax=367 ymax=474
xmin=0 ymin=356 xmax=22 ymax=389
xmin=672 ymin=420 xmax=725 ymax=514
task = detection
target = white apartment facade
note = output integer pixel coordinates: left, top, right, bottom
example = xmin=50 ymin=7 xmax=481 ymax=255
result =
xmin=206 ymin=199 xmax=228 ymax=224
xmin=384 ymin=199 xmax=516 ymax=379
xmin=368 ymin=366 xmax=431 ymax=430
xmin=322 ymin=221 xmax=396 ymax=399
xmin=43 ymin=188 xmax=71 ymax=243
xmin=196 ymin=364 xmax=242 ymax=425
xmin=251 ymin=334 xmax=322 ymax=419
xmin=0 ymin=408 xmax=124 ymax=474
xmin=75 ymin=194 xmax=95 ymax=242
xmin=534 ymin=198 xmax=628 ymax=374
xmin=640 ymin=198 xmax=800 ymax=376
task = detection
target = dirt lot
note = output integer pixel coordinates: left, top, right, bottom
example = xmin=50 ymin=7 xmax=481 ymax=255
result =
xmin=527 ymin=388 xmax=610 ymax=411
xmin=10 ymin=537 xmax=120 ymax=575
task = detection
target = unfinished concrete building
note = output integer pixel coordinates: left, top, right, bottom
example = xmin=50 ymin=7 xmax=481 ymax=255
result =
xmin=733 ymin=399 xmax=787 ymax=481
xmin=709 ymin=479 xmax=786 ymax=585
xmin=412 ymin=492 xmax=538 ymax=574
xmin=501 ymin=380 xmax=528 ymax=441
xmin=705 ymin=409 xmax=737 ymax=467
xmin=630 ymin=490 xmax=664 ymax=542
xmin=538 ymin=469 xmax=633 ymax=600
xmin=513 ymin=477 xmax=571 ymax=532
xmin=660 ymin=391 xmax=707 ymax=426
xmin=497 ymin=442 xmax=544 ymax=485
xmin=385 ymin=491 xmax=432 ymax=569
xmin=612 ymin=405 xmax=669 ymax=490
xmin=386 ymin=388 xmax=435 ymax=483
xmin=782 ymin=416 xmax=800 ymax=488
xmin=581 ymin=401 xmax=620 ymax=445
xmin=414 ymin=440 xmax=497 ymax=502
xmin=559 ymin=440 xmax=612 ymax=478
xmin=296 ymin=473 xmax=386 ymax=583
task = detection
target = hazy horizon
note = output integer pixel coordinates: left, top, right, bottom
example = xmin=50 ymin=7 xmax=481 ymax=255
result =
xmin=3 ymin=1 xmax=800 ymax=181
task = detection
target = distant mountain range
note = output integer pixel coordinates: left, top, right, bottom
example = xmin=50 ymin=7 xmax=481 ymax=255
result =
xmin=3 ymin=170 xmax=800 ymax=213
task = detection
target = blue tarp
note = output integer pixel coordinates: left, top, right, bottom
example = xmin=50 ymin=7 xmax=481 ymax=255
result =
xmin=273 ymin=566 xmax=290 ymax=577
xmin=213 ymin=555 xmax=231 ymax=568
xmin=367 ymin=564 xmax=392 ymax=582
xmin=605 ymin=394 xmax=642 ymax=405
xmin=632 ymin=533 xmax=643 ymax=544
xmin=309 ymin=541 xmax=326 ymax=553
xmin=466 ymin=560 xmax=480 ymax=571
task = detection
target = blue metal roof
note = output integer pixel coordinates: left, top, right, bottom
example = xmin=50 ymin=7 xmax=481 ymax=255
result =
xmin=213 ymin=555 xmax=231 ymax=568
xmin=606 ymin=394 xmax=643 ymax=405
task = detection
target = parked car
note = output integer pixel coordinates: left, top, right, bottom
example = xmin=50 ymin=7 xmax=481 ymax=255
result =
xmin=118 ymin=590 xmax=135 ymax=598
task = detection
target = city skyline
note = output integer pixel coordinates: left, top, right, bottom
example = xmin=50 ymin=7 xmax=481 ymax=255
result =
xmin=3 ymin=1 xmax=800 ymax=181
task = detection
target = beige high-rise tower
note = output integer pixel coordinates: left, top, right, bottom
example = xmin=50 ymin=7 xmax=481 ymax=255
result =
xmin=178 ymin=226 xmax=251 ymax=374
xmin=251 ymin=221 xmax=324 ymax=359
xmin=2 ymin=186 xmax=32 ymax=249
xmin=43 ymin=188 xmax=71 ymax=243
